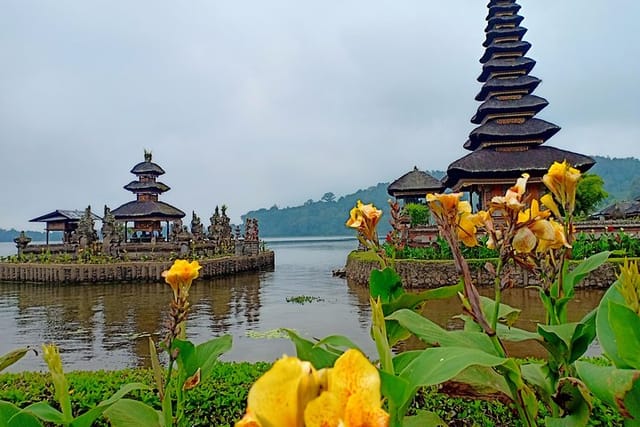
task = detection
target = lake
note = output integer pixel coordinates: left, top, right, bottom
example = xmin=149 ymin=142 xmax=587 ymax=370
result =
xmin=0 ymin=239 xmax=605 ymax=372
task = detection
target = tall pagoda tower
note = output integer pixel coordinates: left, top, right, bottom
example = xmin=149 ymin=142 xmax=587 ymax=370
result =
xmin=112 ymin=150 xmax=185 ymax=240
xmin=443 ymin=0 xmax=594 ymax=209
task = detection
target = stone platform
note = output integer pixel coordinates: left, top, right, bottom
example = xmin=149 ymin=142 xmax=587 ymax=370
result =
xmin=0 ymin=251 xmax=274 ymax=284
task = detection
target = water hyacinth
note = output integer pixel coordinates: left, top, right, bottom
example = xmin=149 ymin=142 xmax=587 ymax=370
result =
xmin=236 ymin=349 xmax=389 ymax=427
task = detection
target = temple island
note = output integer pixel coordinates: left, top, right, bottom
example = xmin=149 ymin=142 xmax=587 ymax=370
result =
xmin=0 ymin=151 xmax=274 ymax=283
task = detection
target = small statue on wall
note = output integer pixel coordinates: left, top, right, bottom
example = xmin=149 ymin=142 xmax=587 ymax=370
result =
xmin=191 ymin=211 xmax=204 ymax=241
xmin=77 ymin=205 xmax=99 ymax=248
xmin=245 ymin=218 xmax=259 ymax=242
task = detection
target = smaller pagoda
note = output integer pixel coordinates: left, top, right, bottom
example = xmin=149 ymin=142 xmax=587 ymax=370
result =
xmin=111 ymin=151 xmax=185 ymax=241
xmin=387 ymin=167 xmax=444 ymax=205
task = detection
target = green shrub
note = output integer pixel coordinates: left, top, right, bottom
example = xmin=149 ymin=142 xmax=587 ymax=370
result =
xmin=404 ymin=203 xmax=430 ymax=227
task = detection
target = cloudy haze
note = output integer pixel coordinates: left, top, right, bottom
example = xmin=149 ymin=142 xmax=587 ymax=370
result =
xmin=1 ymin=1 xmax=639 ymax=231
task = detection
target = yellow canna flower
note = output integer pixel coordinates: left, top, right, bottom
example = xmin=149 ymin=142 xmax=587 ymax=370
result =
xmin=427 ymin=193 xmax=484 ymax=247
xmin=346 ymin=200 xmax=383 ymax=243
xmin=536 ymin=219 xmax=571 ymax=253
xmin=236 ymin=355 xmax=324 ymax=427
xmin=542 ymin=160 xmax=581 ymax=216
xmin=540 ymin=193 xmax=562 ymax=219
xmin=426 ymin=193 xmax=462 ymax=220
xmin=304 ymin=349 xmax=389 ymax=427
xmin=162 ymin=259 xmax=202 ymax=300
xmin=513 ymin=227 xmax=537 ymax=253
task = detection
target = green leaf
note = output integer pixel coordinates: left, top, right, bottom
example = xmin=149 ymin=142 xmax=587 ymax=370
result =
xmin=20 ymin=402 xmax=66 ymax=425
xmin=104 ymin=399 xmax=162 ymax=427
xmin=379 ymin=370 xmax=412 ymax=412
xmin=404 ymin=411 xmax=447 ymax=427
xmin=564 ymin=252 xmax=611 ymax=295
xmin=545 ymin=377 xmax=592 ymax=427
xmin=0 ymin=401 xmax=43 ymax=427
xmin=386 ymin=309 xmax=499 ymax=355
xmin=171 ymin=339 xmax=197 ymax=376
xmin=608 ymin=301 xmax=640 ymax=370
xmin=370 ymin=267 xmax=403 ymax=303
xmin=537 ymin=321 xmax=594 ymax=365
xmin=384 ymin=282 xmax=462 ymax=313
xmin=313 ymin=335 xmax=362 ymax=353
xmin=282 ymin=329 xmax=339 ymax=369
xmin=596 ymin=281 xmax=631 ymax=368
xmin=148 ymin=337 xmax=165 ymax=398
xmin=575 ymin=361 xmax=640 ymax=422
xmin=195 ymin=334 xmax=232 ymax=378
xmin=0 ymin=348 xmax=34 ymax=373
xmin=480 ymin=296 xmax=521 ymax=327
xmin=71 ymin=383 xmax=152 ymax=427
xmin=521 ymin=362 xmax=554 ymax=404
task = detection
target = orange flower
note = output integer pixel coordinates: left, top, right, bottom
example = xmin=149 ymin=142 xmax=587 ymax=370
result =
xmin=162 ymin=259 xmax=202 ymax=300
xmin=427 ymin=193 xmax=483 ymax=247
xmin=490 ymin=173 xmax=529 ymax=213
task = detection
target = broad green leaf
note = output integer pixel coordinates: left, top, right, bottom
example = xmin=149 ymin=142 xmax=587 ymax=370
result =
xmin=451 ymin=365 xmax=513 ymax=400
xmin=0 ymin=348 xmax=34 ymax=372
xmin=195 ymin=334 xmax=232 ymax=378
xmin=379 ymin=370 xmax=412 ymax=412
xmin=480 ymin=296 xmax=521 ymax=327
xmin=608 ymin=301 xmax=640 ymax=370
xmin=521 ymin=362 xmax=553 ymax=404
xmin=404 ymin=411 xmax=447 ymax=427
xmin=370 ymin=267 xmax=403 ymax=303
xmin=575 ymin=361 xmax=640 ymax=422
xmin=282 ymin=329 xmax=339 ymax=369
xmin=570 ymin=310 xmax=597 ymax=363
xmin=387 ymin=309 xmax=499 ymax=355
xmin=0 ymin=401 xmax=43 ymax=427
xmin=104 ymin=399 xmax=162 ymax=427
xmin=171 ymin=339 xmax=197 ymax=376
xmin=384 ymin=282 xmax=462 ymax=313
xmin=564 ymin=252 xmax=611 ymax=295
xmin=148 ymin=337 xmax=165 ymax=398
xmin=71 ymin=383 xmax=152 ymax=427
xmin=545 ymin=377 xmax=592 ymax=427
xmin=457 ymin=313 xmax=539 ymax=343
xmin=537 ymin=321 xmax=594 ymax=364
xmin=20 ymin=402 xmax=66 ymax=425
xmin=314 ymin=335 xmax=362 ymax=353
xmin=596 ymin=281 xmax=630 ymax=368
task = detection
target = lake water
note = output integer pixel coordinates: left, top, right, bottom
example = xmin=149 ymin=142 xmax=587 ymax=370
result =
xmin=0 ymin=239 xmax=605 ymax=372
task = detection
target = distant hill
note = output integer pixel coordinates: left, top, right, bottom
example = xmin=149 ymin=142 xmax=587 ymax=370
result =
xmin=244 ymin=157 xmax=639 ymax=237
xmin=0 ymin=229 xmax=62 ymax=243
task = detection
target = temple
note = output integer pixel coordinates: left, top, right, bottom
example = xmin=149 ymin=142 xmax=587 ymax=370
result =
xmin=443 ymin=0 xmax=595 ymax=209
xmin=387 ymin=167 xmax=444 ymax=205
xmin=111 ymin=150 xmax=185 ymax=242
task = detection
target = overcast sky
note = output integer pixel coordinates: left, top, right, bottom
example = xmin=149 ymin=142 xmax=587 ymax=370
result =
xmin=1 ymin=1 xmax=639 ymax=231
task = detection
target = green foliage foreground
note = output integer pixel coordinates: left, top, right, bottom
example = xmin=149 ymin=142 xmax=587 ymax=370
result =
xmin=0 ymin=362 xmax=621 ymax=427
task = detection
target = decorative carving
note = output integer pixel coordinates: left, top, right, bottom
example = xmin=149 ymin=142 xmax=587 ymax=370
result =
xmin=191 ymin=211 xmax=204 ymax=241
xmin=77 ymin=206 xmax=98 ymax=248
xmin=14 ymin=231 xmax=32 ymax=256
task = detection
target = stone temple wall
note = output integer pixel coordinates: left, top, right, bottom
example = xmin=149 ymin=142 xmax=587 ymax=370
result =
xmin=345 ymin=255 xmax=621 ymax=289
xmin=0 ymin=251 xmax=274 ymax=284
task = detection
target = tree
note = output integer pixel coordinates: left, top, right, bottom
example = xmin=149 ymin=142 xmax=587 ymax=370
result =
xmin=575 ymin=173 xmax=608 ymax=217
xmin=304 ymin=199 xmax=314 ymax=206
xmin=321 ymin=192 xmax=336 ymax=203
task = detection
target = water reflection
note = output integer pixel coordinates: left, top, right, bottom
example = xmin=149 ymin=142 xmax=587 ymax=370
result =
xmin=0 ymin=239 xmax=606 ymax=372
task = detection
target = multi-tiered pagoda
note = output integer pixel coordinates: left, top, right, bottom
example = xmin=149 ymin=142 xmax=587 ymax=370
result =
xmin=111 ymin=151 xmax=185 ymax=241
xmin=444 ymin=0 xmax=594 ymax=209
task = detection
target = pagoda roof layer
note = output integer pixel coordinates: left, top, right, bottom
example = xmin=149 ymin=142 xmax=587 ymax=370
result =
xmin=487 ymin=3 xmax=521 ymax=18
xmin=30 ymin=209 xmax=102 ymax=223
xmin=124 ymin=181 xmax=171 ymax=193
xmin=444 ymin=146 xmax=595 ymax=187
xmin=472 ymin=94 xmax=548 ymax=124
xmin=111 ymin=201 xmax=185 ymax=221
xmin=387 ymin=167 xmax=444 ymax=197
xmin=485 ymin=14 xmax=524 ymax=32
xmin=475 ymin=75 xmax=540 ymax=101
xmin=131 ymin=161 xmax=165 ymax=176
xmin=478 ymin=56 xmax=536 ymax=82
xmin=487 ymin=0 xmax=517 ymax=6
xmin=480 ymin=40 xmax=531 ymax=63
xmin=465 ymin=118 xmax=561 ymax=150
xmin=483 ymin=26 xmax=527 ymax=47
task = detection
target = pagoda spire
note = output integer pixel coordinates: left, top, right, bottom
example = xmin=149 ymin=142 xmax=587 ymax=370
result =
xmin=443 ymin=0 xmax=594 ymax=205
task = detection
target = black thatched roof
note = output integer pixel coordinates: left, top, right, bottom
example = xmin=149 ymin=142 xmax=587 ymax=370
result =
xmin=30 ymin=209 xmax=102 ymax=223
xmin=472 ymin=94 xmax=548 ymax=124
xmin=124 ymin=181 xmax=170 ymax=193
xmin=388 ymin=167 xmax=445 ymax=198
xmin=591 ymin=200 xmax=640 ymax=219
xmin=475 ymin=75 xmax=540 ymax=101
xmin=479 ymin=41 xmax=530 ymax=64
xmin=464 ymin=118 xmax=560 ymax=150
xmin=487 ymin=0 xmax=517 ymax=6
xmin=444 ymin=146 xmax=595 ymax=188
xmin=483 ymin=26 xmax=527 ymax=48
xmin=485 ymin=14 xmax=524 ymax=33
xmin=487 ymin=3 xmax=521 ymax=18
xmin=478 ymin=57 xmax=535 ymax=82
xmin=131 ymin=161 xmax=165 ymax=176
xmin=111 ymin=201 xmax=185 ymax=221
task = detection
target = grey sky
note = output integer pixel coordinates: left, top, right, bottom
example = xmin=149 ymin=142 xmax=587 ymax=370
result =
xmin=1 ymin=1 xmax=638 ymax=231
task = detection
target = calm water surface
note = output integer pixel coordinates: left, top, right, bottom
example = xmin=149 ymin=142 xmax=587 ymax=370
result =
xmin=0 ymin=240 xmax=605 ymax=372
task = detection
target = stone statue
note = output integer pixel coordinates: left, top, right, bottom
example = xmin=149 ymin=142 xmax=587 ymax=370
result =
xmin=77 ymin=205 xmax=99 ymax=248
xmin=101 ymin=205 xmax=122 ymax=257
xmin=245 ymin=218 xmax=259 ymax=242
xmin=191 ymin=211 xmax=204 ymax=241
xmin=13 ymin=231 xmax=32 ymax=256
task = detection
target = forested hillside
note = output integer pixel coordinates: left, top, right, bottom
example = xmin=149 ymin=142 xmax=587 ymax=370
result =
xmin=244 ymin=157 xmax=640 ymax=237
